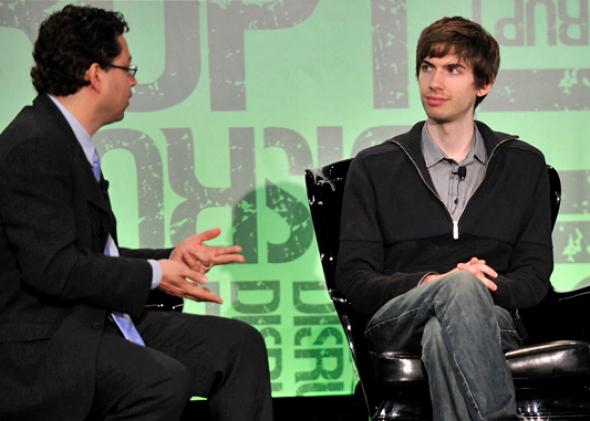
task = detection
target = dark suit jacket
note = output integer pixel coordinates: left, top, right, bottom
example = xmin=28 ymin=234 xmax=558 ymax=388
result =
xmin=0 ymin=95 xmax=170 ymax=420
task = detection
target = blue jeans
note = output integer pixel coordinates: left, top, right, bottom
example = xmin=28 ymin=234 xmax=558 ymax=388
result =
xmin=365 ymin=271 xmax=522 ymax=421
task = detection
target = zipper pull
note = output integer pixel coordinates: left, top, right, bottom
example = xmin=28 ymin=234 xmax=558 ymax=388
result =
xmin=453 ymin=220 xmax=459 ymax=240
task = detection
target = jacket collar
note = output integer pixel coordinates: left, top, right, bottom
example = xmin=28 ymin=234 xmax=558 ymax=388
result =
xmin=33 ymin=95 xmax=114 ymax=219
xmin=388 ymin=120 xmax=518 ymax=190
xmin=391 ymin=120 xmax=517 ymax=159
xmin=33 ymin=95 xmax=80 ymax=149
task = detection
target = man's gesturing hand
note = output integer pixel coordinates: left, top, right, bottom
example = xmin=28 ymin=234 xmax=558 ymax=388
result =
xmin=158 ymin=259 xmax=223 ymax=304
xmin=171 ymin=228 xmax=244 ymax=273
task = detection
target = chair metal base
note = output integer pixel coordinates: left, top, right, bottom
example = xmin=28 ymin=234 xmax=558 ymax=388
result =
xmin=372 ymin=400 xmax=429 ymax=420
xmin=371 ymin=386 xmax=590 ymax=420
xmin=517 ymin=386 xmax=590 ymax=419
xmin=371 ymin=390 xmax=431 ymax=421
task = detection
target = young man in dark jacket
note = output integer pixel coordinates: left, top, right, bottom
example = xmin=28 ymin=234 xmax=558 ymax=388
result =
xmin=336 ymin=17 xmax=552 ymax=420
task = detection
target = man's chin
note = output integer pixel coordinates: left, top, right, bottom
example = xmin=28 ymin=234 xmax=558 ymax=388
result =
xmin=422 ymin=104 xmax=447 ymax=122
xmin=424 ymin=112 xmax=451 ymax=125
xmin=103 ymin=112 xmax=125 ymax=126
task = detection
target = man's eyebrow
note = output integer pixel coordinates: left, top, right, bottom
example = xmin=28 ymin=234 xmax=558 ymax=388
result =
xmin=445 ymin=62 xmax=465 ymax=69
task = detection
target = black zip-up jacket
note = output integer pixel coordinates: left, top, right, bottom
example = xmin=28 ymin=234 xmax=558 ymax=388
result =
xmin=336 ymin=121 xmax=553 ymax=317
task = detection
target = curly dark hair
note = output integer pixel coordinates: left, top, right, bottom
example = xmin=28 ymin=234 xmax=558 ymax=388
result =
xmin=416 ymin=16 xmax=500 ymax=107
xmin=31 ymin=5 xmax=128 ymax=96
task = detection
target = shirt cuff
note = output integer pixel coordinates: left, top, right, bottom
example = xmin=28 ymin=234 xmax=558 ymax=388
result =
xmin=148 ymin=259 xmax=161 ymax=289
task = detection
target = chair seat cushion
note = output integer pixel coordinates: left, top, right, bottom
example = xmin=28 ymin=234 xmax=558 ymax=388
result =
xmin=373 ymin=340 xmax=590 ymax=386
xmin=372 ymin=351 xmax=425 ymax=385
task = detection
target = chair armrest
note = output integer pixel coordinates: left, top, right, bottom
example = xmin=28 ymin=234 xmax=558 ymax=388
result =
xmin=521 ymin=285 xmax=590 ymax=344
xmin=550 ymin=286 xmax=590 ymax=343
xmin=556 ymin=284 xmax=590 ymax=304
xmin=329 ymin=289 xmax=352 ymax=306
xmin=145 ymin=289 xmax=184 ymax=312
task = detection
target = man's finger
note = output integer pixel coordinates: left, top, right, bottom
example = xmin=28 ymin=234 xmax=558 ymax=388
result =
xmin=192 ymin=228 xmax=222 ymax=243
xmin=184 ymin=268 xmax=208 ymax=285
xmin=467 ymin=262 xmax=497 ymax=279
xmin=478 ymin=276 xmax=498 ymax=291
xmin=183 ymin=284 xmax=223 ymax=304
xmin=467 ymin=257 xmax=486 ymax=266
xmin=476 ymin=264 xmax=498 ymax=279
xmin=458 ymin=262 xmax=497 ymax=279
xmin=210 ymin=245 xmax=242 ymax=256
xmin=182 ymin=250 xmax=199 ymax=266
xmin=456 ymin=263 xmax=470 ymax=271
xmin=183 ymin=245 xmax=241 ymax=261
xmin=212 ymin=254 xmax=245 ymax=265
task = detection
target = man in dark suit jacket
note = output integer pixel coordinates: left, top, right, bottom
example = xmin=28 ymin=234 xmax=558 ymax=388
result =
xmin=0 ymin=5 xmax=273 ymax=421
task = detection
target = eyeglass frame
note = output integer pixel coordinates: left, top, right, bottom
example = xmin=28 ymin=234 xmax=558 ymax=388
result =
xmin=105 ymin=64 xmax=138 ymax=77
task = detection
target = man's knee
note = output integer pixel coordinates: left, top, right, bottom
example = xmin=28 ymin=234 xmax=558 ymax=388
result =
xmin=167 ymin=358 xmax=193 ymax=401
xmin=93 ymin=348 xmax=193 ymax=419
xmin=441 ymin=270 xmax=490 ymax=302
xmin=147 ymin=354 xmax=192 ymax=411
xmin=230 ymin=319 xmax=268 ymax=361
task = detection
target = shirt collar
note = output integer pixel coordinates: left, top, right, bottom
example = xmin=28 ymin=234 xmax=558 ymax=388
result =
xmin=421 ymin=123 xmax=487 ymax=168
xmin=473 ymin=127 xmax=487 ymax=165
xmin=48 ymin=95 xmax=95 ymax=165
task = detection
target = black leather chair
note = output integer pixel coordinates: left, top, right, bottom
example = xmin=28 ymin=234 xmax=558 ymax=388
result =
xmin=305 ymin=158 xmax=590 ymax=420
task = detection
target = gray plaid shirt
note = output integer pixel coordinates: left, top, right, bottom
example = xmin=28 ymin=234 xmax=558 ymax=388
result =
xmin=421 ymin=124 xmax=487 ymax=221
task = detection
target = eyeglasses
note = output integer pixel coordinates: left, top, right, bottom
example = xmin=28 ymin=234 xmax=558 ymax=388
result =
xmin=106 ymin=64 xmax=138 ymax=77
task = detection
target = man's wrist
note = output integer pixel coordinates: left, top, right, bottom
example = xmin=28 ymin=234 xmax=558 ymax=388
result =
xmin=148 ymin=259 xmax=161 ymax=289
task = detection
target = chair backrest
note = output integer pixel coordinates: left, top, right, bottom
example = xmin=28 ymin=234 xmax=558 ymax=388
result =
xmin=305 ymin=158 xmax=352 ymax=293
xmin=515 ymin=165 xmax=562 ymax=342
xmin=306 ymin=158 xmax=380 ymax=409
xmin=547 ymin=165 xmax=561 ymax=230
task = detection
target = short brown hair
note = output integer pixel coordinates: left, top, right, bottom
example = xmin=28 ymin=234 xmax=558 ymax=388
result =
xmin=416 ymin=16 xmax=500 ymax=107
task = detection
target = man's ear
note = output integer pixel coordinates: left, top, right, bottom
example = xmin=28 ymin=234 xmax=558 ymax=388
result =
xmin=85 ymin=63 xmax=103 ymax=93
xmin=476 ymin=81 xmax=493 ymax=98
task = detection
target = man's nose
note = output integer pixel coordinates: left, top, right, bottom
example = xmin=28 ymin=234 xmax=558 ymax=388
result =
xmin=429 ymin=69 xmax=444 ymax=90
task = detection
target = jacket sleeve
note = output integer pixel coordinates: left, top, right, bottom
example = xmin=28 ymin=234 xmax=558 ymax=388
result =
xmin=492 ymin=159 xmax=553 ymax=309
xmin=0 ymin=136 xmax=152 ymax=319
xmin=119 ymin=247 xmax=173 ymax=260
xmin=335 ymin=156 xmax=431 ymax=315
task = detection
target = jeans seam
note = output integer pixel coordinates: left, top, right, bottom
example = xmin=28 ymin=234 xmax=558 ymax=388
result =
xmin=499 ymin=328 xmax=518 ymax=334
xmin=365 ymin=307 xmax=420 ymax=335
xmin=451 ymin=350 xmax=486 ymax=420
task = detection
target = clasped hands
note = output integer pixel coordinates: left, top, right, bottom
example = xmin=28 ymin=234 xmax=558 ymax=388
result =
xmin=422 ymin=257 xmax=498 ymax=291
xmin=157 ymin=228 xmax=244 ymax=304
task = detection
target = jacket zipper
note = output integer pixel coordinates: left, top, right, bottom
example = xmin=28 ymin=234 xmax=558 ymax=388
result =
xmin=393 ymin=136 xmax=516 ymax=240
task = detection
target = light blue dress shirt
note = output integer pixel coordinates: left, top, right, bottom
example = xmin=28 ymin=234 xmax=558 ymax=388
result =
xmin=48 ymin=95 xmax=161 ymax=288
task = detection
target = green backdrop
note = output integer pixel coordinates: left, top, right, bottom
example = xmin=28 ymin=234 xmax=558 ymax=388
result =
xmin=1 ymin=0 xmax=589 ymax=397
